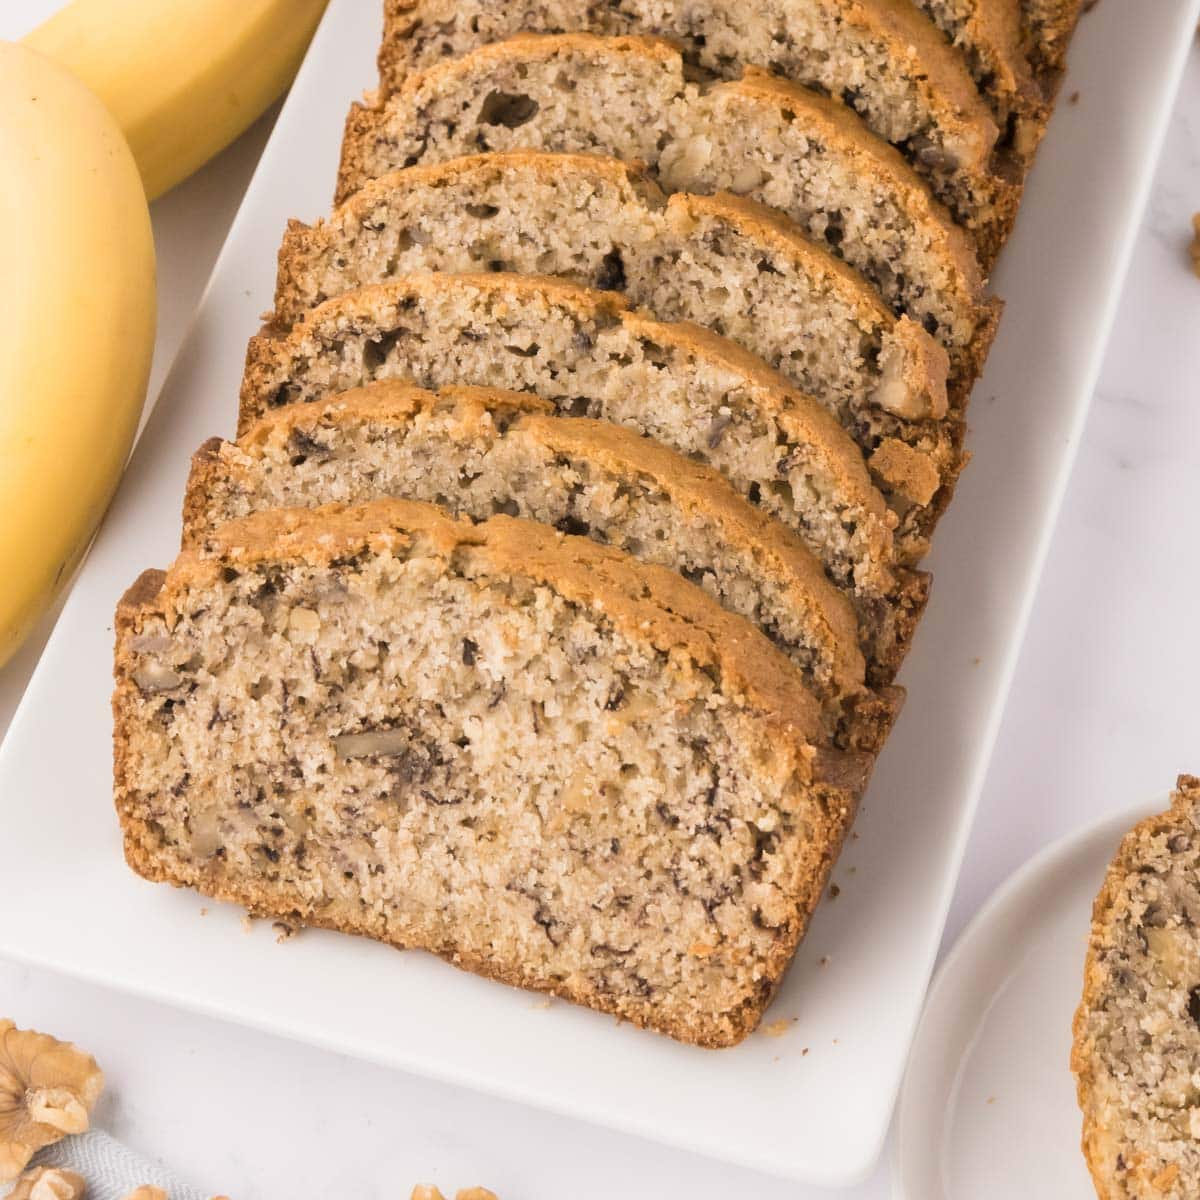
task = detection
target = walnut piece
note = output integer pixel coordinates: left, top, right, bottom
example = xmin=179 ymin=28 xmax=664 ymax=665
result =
xmin=0 ymin=1021 xmax=104 ymax=1181
xmin=8 ymin=1167 xmax=87 ymax=1200
xmin=121 ymin=1187 xmax=167 ymax=1200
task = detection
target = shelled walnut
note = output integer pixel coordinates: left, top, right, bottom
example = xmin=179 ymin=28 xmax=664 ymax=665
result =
xmin=8 ymin=1167 xmax=87 ymax=1200
xmin=0 ymin=1021 xmax=104 ymax=1180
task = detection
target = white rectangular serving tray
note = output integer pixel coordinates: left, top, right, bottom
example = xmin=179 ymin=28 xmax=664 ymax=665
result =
xmin=1 ymin=2 xmax=1196 ymax=1186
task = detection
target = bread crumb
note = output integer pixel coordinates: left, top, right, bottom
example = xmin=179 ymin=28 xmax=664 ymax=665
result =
xmin=819 ymin=956 xmax=830 ymax=967
xmin=531 ymin=997 xmax=553 ymax=1011
xmin=761 ymin=1017 xmax=797 ymax=1038
xmin=241 ymin=914 xmax=254 ymax=934
xmin=199 ymin=907 xmax=208 ymax=917
xmin=1190 ymin=214 xmax=1200 ymax=277
xmin=1068 ymin=91 xmax=1080 ymax=104
xmin=829 ymin=883 xmax=841 ymax=899
xmin=273 ymin=921 xmax=298 ymax=944
xmin=987 ymin=1096 xmax=996 ymax=1105
xmin=802 ymin=1047 xmax=809 ymax=1056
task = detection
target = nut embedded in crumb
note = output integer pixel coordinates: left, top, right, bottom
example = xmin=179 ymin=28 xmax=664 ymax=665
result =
xmin=8 ymin=1167 xmax=87 ymax=1200
xmin=761 ymin=1018 xmax=796 ymax=1038
xmin=0 ymin=1020 xmax=104 ymax=1181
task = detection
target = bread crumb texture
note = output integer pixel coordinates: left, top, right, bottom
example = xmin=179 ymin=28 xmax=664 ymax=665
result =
xmin=1073 ymin=776 xmax=1200 ymax=1199
xmin=114 ymin=500 xmax=866 ymax=1047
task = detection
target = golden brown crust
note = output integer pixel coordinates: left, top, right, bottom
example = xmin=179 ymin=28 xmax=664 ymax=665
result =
xmin=1071 ymin=775 xmax=1200 ymax=1200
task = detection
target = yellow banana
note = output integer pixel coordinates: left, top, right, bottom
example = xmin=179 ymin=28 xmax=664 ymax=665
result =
xmin=0 ymin=42 xmax=156 ymax=669
xmin=25 ymin=0 xmax=329 ymax=201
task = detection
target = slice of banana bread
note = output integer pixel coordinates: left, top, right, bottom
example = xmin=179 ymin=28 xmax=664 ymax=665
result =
xmin=374 ymin=0 xmax=1016 ymax=260
xmin=1073 ymin=776 xmax=1200 ymax=1199
xmin=185 ymin=381 xmax=902 ymax=749
xmin=114 ymin=499 xmax=871 ymax=1047
xmin=274 ymin=152 xmax=960 ymax=548
xmin=335 ymin=34 xmax=1001 ymax=390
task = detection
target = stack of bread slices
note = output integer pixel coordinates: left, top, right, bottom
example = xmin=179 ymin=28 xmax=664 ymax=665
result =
xmin=113 ymin=0 xmax=1083 ymax=1047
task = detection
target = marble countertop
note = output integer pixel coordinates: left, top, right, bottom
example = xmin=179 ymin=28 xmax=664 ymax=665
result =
xmin=3 ymin=5 xmax=1197 ymax=1197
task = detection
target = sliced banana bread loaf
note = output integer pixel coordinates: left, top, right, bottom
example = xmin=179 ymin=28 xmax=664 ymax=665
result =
xmin=239 ymin=273 xmax=927 ymax=666
xmin=275 ymin=152 xmax=959 ymax=540
xmin=114 ymin=499 xmax=871 ymax=1047
xmin=335 ymin=35 xmax=1000 ymax=390
xmin=1072 ymin=776 xmax=1200 ymax=1199
xmin=185 ymin=382 xmax=901 ymax=748
xmin=374 ymin=0 xmax=1016 ymax=259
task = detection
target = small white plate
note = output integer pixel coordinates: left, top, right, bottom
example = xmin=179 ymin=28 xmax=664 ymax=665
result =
xmin=1 ymin=0 xmax=1198 ymax=1188
xmin=894 ymin=796 xmax=1167 ymax=1199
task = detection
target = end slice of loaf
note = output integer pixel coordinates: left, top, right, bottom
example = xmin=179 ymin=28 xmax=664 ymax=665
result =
xmin=374 ymin=0 xmax=1017 ymax=259
xmin=1072 ymin=776 xmax=1200 ymax=1199
xmin=335 ymin=34 xmax=1000 ymax=390
xmin=275 ymin=152 xmax=960 ymax=549
xmin=239 ymin=273 xmax=928 ymax=680
xmin=185 ymin=381 xmax=902 ymax=750
xmin=114 ymin=498 xmax=871 ymax=1047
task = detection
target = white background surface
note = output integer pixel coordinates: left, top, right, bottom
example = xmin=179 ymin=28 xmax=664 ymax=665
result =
xmin=1 ymin=5 xmax=1197 ymax=1197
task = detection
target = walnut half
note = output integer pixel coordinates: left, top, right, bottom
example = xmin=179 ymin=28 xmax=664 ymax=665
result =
xmin=0 ymin=1021 xmax=104 ymax=1181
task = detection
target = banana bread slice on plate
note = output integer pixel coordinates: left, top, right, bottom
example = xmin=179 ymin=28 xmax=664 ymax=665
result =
xmin=373 ymin=0 xmax=1015 ymax=260
xmin=274 ymin=151 xmax=961 ymax=549
xmin=335 ymin=34 xmax=1001 ymax=391
xmin=113 ymin=498 xmax=872 ymax=1048
xmin=185 ymin=381 xmax=901 ymax=749
xmin=1072 ymin=775 xmax=1200 ymax=1198
xmin=239 ymin=273 xmax=929 ymax=681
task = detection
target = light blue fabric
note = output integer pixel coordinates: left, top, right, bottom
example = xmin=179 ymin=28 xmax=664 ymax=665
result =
xmin=15 ymin=1131 xmax=206 ymax=1200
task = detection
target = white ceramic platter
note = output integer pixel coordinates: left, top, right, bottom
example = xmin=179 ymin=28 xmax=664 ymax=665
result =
xmin=1 ymin=2 xmax=1197 ymax=1187
xmin=893 ymin=796 xmax=1166 ymax=1199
